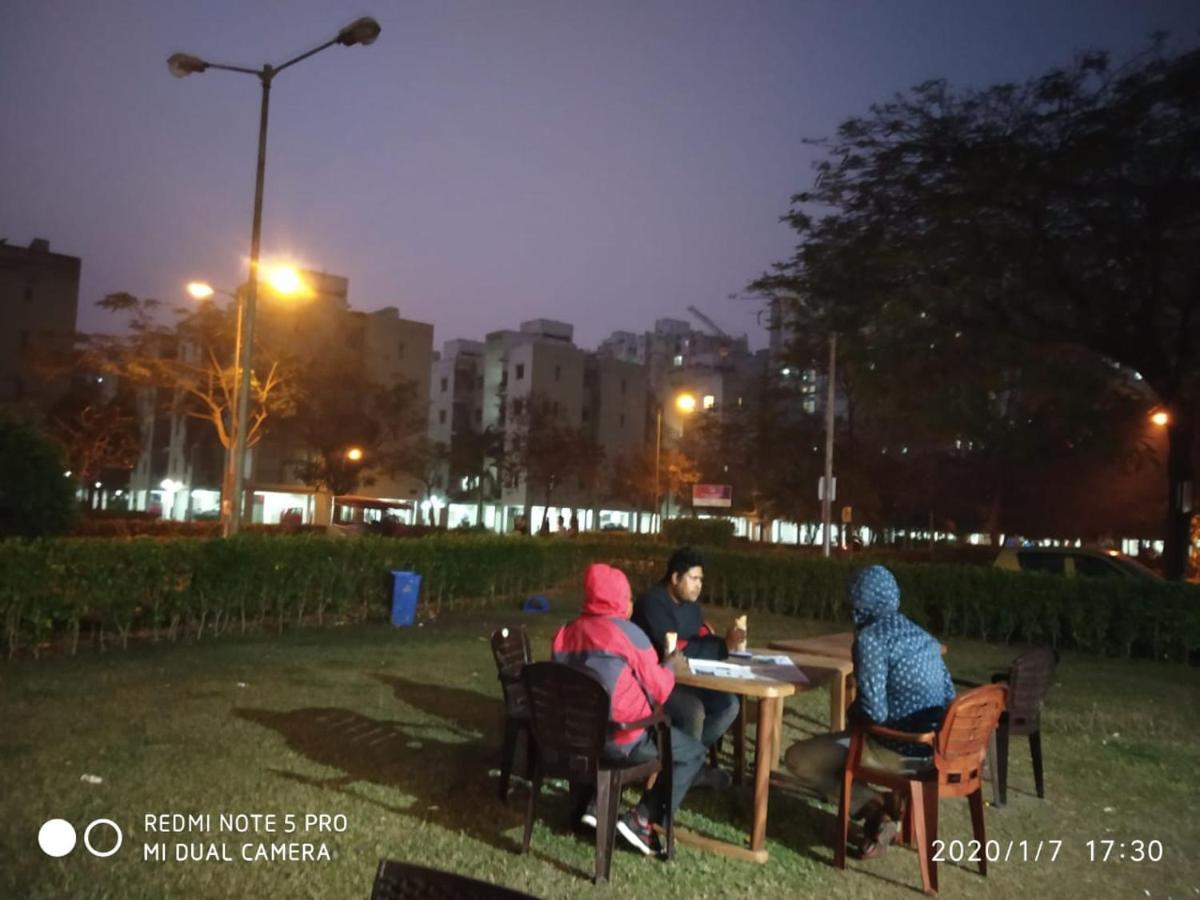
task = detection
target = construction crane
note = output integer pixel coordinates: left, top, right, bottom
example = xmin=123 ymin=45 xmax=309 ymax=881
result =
xmin=686 ymin=305 xmax=730 ymax=338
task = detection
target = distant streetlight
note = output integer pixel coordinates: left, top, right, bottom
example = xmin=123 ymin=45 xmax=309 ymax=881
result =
xmin=185 ymin=266 xmax=306 ymax=537
xmin=1151 ymin=409 xmax=1170 ymax=427
xmin=345 ymin=447 xmax=364 ymax=462
xmin=654 ymin=391 xmax=698 ymax=533
xmin=168 ymin=19 xmax=379 ymax=535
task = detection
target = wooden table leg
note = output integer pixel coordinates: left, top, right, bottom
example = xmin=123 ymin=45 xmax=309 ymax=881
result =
xmin=733 ymin=699 xmax=746 ymax=785
xmin=830 ymin=672 xmax=847 ymax=732
xmin=773 ymin=695 xmax=786 ymax=769
xmin=751 ymin=696 xmax=777 ymax=852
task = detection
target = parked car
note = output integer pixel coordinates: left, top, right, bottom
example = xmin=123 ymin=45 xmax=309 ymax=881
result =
xmin=994 ymin=547 xmax=1163 ymax=581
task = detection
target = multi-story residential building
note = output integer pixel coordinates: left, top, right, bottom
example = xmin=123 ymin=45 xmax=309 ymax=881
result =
xmin=429 ymin=339 xmax=485 ymax=447
xmin=0 ymin=238 xmax=80 ymax=416
xmin=481 ymin=320 xmax=585 ymax=524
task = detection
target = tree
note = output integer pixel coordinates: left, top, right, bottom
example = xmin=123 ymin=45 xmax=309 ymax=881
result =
xmin=447 ymin=425 xmax=505 ymax=524
xmin=506 ymin=394 xmax=604 ymax=531
xmin=0 ymin=414 xmax=78 ymax=537
xmin=84 ymin=292 xmax=301 ymax=505
xmin=47 ymin=377 xmax=142 ymax=504
xmin=660 ymin=447 xmax=700 ymax=520
xmin=755 ymin=43 xmax=1200 ymax=577
xmin=283 ymin=355 xmax=422 ymax=498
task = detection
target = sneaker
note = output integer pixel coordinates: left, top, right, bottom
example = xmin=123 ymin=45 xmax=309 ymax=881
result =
xmin=579 ymin=798 xmax=597 ymax=829
xmin=859 ymin=803 xmax=899 ymax=860
xmin=616 ymin=809 xmax=659 ymax=856
xmin=692 ymin=765 xmax=733 ymax=791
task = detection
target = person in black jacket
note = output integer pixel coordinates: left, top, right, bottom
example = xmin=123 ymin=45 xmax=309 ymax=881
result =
xmin=631 ymin=546 xmax=744 ymax=789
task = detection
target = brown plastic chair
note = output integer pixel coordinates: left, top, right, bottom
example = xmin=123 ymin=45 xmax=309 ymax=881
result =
xmin=520 ymin=661 xmax=674 ymax=884
xmin=988 ymin=646 xmax=1057 ymax=806
xmin=370 ymin=858 xmax=537 ymax=899
xmin=490 ymin=625 xmax=533 ymax=803
xmin=835 ymin=683 xmax=1008 ymax=895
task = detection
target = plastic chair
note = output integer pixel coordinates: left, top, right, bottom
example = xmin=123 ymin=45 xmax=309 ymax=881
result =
xmin=370 ymin=858 xmax=536 ymax=899
xmin=835 ymin=683 xmax=1008 ymax=895
xmin=520 ymin=661 xmax=674 ymax=884
xmin=490 ymin=625 xmax=533 ymax=803
xmin=988 ymin=646 xmax=1057 ymax=806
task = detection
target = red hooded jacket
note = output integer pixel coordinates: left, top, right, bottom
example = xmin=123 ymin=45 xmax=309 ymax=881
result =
xmin=551 ymin=563 xmax=676 ymax=749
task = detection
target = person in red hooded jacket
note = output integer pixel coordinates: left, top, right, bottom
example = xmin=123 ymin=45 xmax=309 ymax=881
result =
xmin=552 ymin=563 xmax=707 ymax=856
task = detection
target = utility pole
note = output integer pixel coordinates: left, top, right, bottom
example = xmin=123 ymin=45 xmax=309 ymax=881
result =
xmin=821 ymin=334 xmax=836 ymax=558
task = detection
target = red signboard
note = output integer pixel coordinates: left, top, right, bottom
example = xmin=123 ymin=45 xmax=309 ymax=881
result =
xmin=692 ymin=483 xmax=733 ymax=508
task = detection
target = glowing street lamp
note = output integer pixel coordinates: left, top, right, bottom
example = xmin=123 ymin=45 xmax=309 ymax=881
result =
xmin=1151 ymin=409 xmax=1170 ymax=427
xmin=168 ymin=19 xmax=380 ymax=536
xmin=345 ymin=447 xmax=364 ymax=462
xmin=186 ymin=281 xmax=215 ymax=301
xmin=674 ymin=392 xmax=697 ymax=415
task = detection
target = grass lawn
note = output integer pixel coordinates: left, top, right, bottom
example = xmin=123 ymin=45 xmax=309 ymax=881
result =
xmin=3 ymin=590 xmax=1199 ymax=899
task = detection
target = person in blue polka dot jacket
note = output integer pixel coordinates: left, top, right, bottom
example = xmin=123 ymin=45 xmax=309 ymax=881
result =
xmin=784 ymin=564 xmax=955 ymax=859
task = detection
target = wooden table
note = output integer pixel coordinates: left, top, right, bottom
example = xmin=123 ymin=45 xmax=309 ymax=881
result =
xmin=770 ymin=632 xmax=948 ymax=732
xmin=672 ymin=659 xmax=800 ymax=863
xmin=769 ymin=635 xmax=857 ymax=731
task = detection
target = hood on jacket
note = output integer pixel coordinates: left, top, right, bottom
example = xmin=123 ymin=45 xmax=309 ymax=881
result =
xmin=582 ymin=563 xmax=632 ymax=617
xmin=849 ymin=565 xmax=900 ymax=626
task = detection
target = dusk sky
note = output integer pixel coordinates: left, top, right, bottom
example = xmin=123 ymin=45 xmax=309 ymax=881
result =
xmin=3 ymin=1 xmax=1197 ymax=352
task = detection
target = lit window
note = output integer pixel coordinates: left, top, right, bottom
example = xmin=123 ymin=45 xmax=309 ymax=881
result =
xmin=702 ymin=394 xmax=715 ymax=410
xmin=673 ymin=354 xmax=683 ymax=367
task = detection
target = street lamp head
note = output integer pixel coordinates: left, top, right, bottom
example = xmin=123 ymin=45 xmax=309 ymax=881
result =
xmin=167 ymin=52 xmax=209 ymax=78
xmin=336 ymin=17 xmax=381 ymax=47
xmin=262 ymin=264 xmax=306 ymax=297
xmin=186 ymin=281 xmax=215 ymax=300
xmin=675 ymin=392 xmax=697 ymax=415
xmin=345 ymin=447 xmax=364 ymax=462
xmin=1150 ymin=409 xmax=1170 ymax=427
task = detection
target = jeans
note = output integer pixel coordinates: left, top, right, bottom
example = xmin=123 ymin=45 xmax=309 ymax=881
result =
xmin=613 ymin=725 xmax=706 ymax=819
xmin=664 ymin=684 xmax=740 ymax=749
xmin=783 ymin=731 xmax=932 ymax=819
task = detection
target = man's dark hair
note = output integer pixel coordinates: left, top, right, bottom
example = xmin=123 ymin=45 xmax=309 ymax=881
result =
xmin=664 ymin=546 xmax=705 ymax=581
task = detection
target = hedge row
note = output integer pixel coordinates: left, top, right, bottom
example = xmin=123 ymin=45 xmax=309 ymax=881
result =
xmin=2 ymin=535 xmax=1197 ymax=662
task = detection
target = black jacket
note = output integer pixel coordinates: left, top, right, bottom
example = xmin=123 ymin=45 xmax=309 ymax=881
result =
xmin=631 ymin=582 xmax=727 ymax=661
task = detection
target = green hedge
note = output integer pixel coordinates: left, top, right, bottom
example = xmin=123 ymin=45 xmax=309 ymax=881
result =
xmin=661 ymin=518 xmax=737 ymax=547
xmin=1 ymin=535 xmax=1197 ymax=662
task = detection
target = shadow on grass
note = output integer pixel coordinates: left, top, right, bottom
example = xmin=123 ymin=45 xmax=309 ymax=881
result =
xmin=233 ymin=691 xmax=606 ymax=882
xmin=371 ymin=673 xmax=501 ymax=737
xmin=233 ymin=706 xmax=521 ymax=851
xmin=764 ymin=776 xmax=937 ymax=895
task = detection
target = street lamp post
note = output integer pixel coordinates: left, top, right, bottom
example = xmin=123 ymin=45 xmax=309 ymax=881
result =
xmin=168 ymin=17 xmax=381 ymax=536
xmin=821 ymin=334 xmax=837 ymax=558
xmin=187 ymin=272 xmax=302 ymax=535
xmin=653 ymin=392 xmax=696 ymax=534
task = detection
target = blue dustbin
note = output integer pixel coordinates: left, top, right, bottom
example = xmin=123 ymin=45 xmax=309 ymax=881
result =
xmin=390 ymin=571 xmax=421 ymax=626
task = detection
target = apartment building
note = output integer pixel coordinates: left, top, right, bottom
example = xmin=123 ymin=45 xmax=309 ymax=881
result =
xmin=0 ymin=238 xmax=80 ymax=415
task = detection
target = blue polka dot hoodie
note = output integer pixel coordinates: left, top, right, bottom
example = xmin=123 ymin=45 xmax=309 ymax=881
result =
xmin=849 ymin=566 xmax=955 ymax=757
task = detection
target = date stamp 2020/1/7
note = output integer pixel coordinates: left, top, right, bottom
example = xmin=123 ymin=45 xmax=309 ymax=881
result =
xmin=932 ymin=839 xmax=1063 ymax=863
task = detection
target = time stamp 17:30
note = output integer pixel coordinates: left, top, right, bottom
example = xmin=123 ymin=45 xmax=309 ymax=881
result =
xmin=930 ymin=839 xmax=1164 ymax=863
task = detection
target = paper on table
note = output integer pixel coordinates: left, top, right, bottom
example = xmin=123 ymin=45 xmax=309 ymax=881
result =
xmin=688 ymin=659 xmax=758 ymax=679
